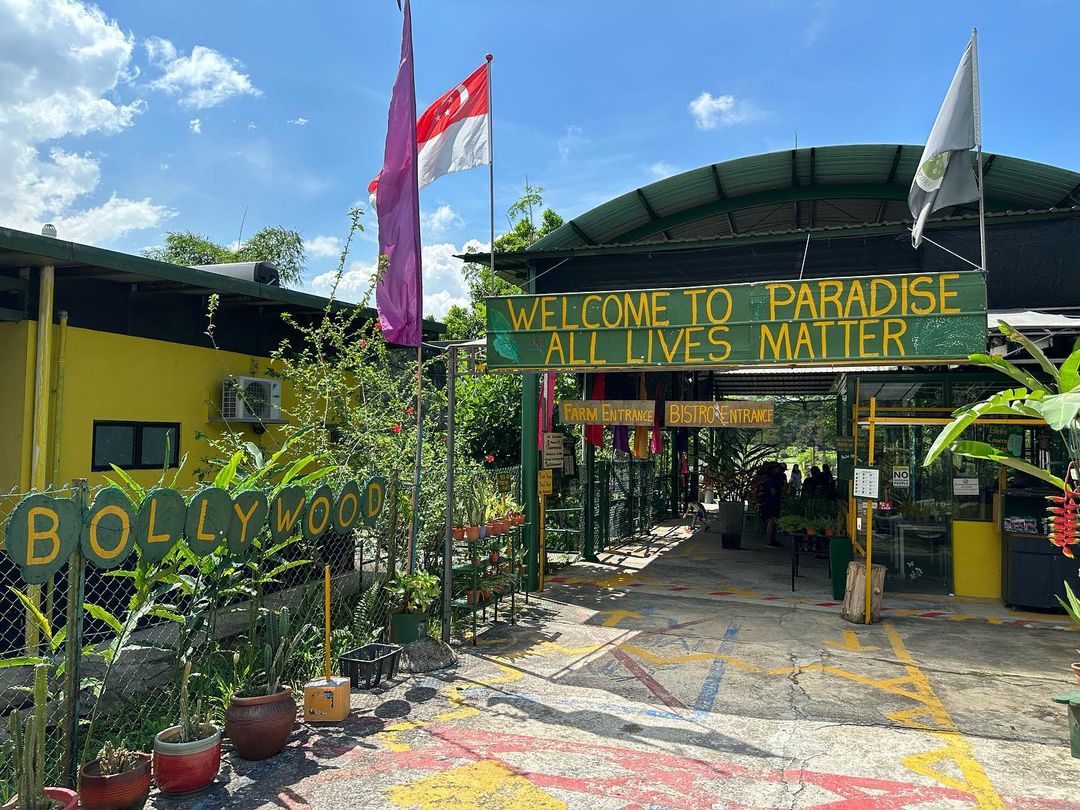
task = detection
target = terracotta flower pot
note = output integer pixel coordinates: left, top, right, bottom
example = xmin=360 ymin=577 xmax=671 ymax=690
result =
xmin=464 ymin=525 xmax=480 ymax=541
xmin=80 ymin=753 xmax=151 ymax=810
xmin=452 ymin=527 xmax=465 ymax=541
xmin=489 ymin=551 xmax=499 ymax=564
xmin=153 ymin=724 xmax=221 ymax=795
xmin=486 ymin=521 xmax=498 ymax=536
xmin=465 ymin=589 xmax=478 ymax=604
xmin=1072 ymin=662 xmax=1080 ymax=685
xmin=225 ymin=687 xmax=296 ymax=761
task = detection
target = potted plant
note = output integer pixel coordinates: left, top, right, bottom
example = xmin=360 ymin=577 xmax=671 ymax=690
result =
xmin=225 ymin=608 xmax=307 ymax=761
xmin=153 ymin=661 xmax=221 ymax=795
xmin=1059 ymin=582 xmax=1080 ymax=684
xmin=704 ymin=429 xmax=777 ymax=550
xmin=386 ymin=570 xmax=440 ymax=643
xmin=4 ymin=664 xmax=78 ymax=810
xmin=463 ymin=478 xmax=487 ymax=541
xmin=79 ymin=741 xmax=151 ymax=810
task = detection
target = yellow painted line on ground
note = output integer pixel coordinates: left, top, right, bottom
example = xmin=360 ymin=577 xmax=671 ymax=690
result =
xmin=385 ymin=758 xmax=567 ymax=810
xmin=824 ymin=629 xmax=881 ymax=652
xmin=595 ymin=609 xmax=643 ymax=627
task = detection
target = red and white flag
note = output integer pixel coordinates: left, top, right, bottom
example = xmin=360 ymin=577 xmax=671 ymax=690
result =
xmin=369 ymin=61 xmax=490 ymax=201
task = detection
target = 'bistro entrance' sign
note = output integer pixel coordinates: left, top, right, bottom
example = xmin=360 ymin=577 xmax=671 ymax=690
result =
xmin=486 ymin=272 xmax=987 ymax=371
xmin=666 ymin=400 xmax=774 ymax=428
xmin=3 ymin=478 xmax=386 ymax=584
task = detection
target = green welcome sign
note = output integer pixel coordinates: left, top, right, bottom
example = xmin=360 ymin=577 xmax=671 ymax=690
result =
xmin=4 ymin=477 xmax=386 ymax=584
xmin=485 ymin=271 xmax=987 ymax=371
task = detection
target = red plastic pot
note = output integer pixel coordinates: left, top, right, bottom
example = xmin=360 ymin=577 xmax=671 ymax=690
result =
xmin=2 ymin=788 xmax=79 ymax=810
xmin=153 ymin=724 xmax=221 ymax=795
xmin=464 ymin=525 xmax=480 ymax=541
xmin=80 ymin=753 xmax=151 ymax=810
xmin=452 ymin=527 xmax=465 ymax=541
xmin=225 ymin=687 xmax=296 ymax=761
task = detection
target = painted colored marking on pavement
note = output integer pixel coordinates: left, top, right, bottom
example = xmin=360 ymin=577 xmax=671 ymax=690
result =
xmin=611 ymin=645 xmax=688 ymax=710
xmin=693 ymin=624 xmax=739 ymax=717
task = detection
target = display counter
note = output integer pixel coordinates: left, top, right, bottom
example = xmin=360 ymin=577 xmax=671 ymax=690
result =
xmin=1001 ymin=488 xmax=1080 ymax=609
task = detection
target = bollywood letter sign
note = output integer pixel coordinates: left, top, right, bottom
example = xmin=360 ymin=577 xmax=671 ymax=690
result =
xmin=3 ymin=477 xmax=386 ymax=584
xmin=485 ymin=272 xmax=987 ymax=371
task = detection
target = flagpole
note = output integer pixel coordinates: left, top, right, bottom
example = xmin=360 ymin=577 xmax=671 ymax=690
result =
xmin=486 ymin=53 xmax=495 ymax=296
xmin=972 ymin=28 xmax=987 ymax=273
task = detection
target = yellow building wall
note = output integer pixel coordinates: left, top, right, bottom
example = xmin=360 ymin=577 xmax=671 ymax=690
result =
xmin=953 ymin=519 xmax=1002 ymax=598
xmin=0 ymin=321 xmax=35 ymax=491
xmin=42 ymin=326 xmax=288 ymax=492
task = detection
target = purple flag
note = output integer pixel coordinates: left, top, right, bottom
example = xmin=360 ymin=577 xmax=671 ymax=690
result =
xmin=375 ymin=0 xmax=422 ymax=347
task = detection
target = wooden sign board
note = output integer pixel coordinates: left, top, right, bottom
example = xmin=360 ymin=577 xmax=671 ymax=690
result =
xmin=496 ymin=472 xmax=512 ymax=493
xmin=487 ymin=271 xmax=988 ymax=371
xmin=542 ymin=432 xmax=564 ymax=469
xmin=665 ymin=400 xmax=773 ymax=428
xmin=559 ymin=400 xmax=654 ymax=426
xmin=538 ymin=469 xmax=553 ymax=495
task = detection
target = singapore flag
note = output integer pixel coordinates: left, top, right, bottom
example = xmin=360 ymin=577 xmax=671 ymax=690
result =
xmin=369 ymin=60 xmax=491 ymax=203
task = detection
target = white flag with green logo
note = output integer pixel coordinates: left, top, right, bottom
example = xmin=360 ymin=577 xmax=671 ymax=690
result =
xmin=908 ymin=34 xmax=980 ymax=248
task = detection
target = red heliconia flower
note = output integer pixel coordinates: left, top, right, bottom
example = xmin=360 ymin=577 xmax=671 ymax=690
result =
xmin=485 ymin=454 xmax=495 ymax=463
xmin=373 ymin=321 xmax=382 ymax=331
xmin=391 ymin=424 xmax=401 ymax=434
xmin=406 ymin=406 xmax=415 ymax=416
xmin=1047 ymin=462 xmax=1080 ymax=557
xmin=360 ymin=339 xmax=368 ymax=349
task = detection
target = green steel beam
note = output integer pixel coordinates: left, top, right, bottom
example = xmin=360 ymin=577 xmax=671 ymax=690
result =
xmin=521 ymin=372 xmax=540 ymax=591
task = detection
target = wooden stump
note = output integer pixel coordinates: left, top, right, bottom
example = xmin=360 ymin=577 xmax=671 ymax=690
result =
xmin=842 ymin=561 xmax=886 ymax=624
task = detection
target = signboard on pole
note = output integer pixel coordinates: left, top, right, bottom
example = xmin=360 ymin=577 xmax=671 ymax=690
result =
xmin=665 ymin=400 xmax=773 ymax=428
xmin=538 ymin=468 xmax=553 ymax=496
xmin=559 ymin=400 xmax=654 ymax=426
xmin=853 ymin=468 xmax=881 ymax=500
xmin=542 ymin=432 xmax=564 ymax=469
xmin=496 ymin=472 xmax=512 ymax=493
xmin=485 ymin=271 xmax=987 ymax=371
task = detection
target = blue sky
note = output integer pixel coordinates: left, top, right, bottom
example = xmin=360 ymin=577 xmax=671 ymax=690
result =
xmin=3 ymin=0 xmax=1079 ymax=316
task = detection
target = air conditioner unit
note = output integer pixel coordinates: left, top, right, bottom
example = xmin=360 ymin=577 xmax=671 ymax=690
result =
xmin=221 ymin=376 xmax=281 ymax=422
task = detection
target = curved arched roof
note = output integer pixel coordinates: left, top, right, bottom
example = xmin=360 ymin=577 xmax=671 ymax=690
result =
xmin=530 ymin=144 xmax=1080 ymax=250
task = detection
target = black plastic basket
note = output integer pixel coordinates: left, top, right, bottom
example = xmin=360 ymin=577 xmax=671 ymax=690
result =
xmin=339 ymin=643 xmax=403 ymax=689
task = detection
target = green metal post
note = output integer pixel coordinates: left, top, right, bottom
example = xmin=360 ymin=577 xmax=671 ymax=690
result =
xmin=521 ymin=372 xmax=540 ymax=591
xmin=599 ymin=459 xmax=610 ymax=551
xmin=583 ymin=442 xmax=598 ymax=561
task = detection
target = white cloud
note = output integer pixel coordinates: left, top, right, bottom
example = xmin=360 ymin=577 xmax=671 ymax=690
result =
xmin=309 ymin=239 xmax=487 ymax=319
xmin=648 ymin=161 xmax=675 ymax=179
xmin=421 ymin=204 xmax=463 ymax=235
xmin=188 ymin=117 xmax=202 ymax=134
xmin=0 ymin=0 xmax=170 ymax=242
xmin=305 ymin=234 xmax=341 ymax=258
xmin=804 ymin=0 xmax=832 ymax=44
xmin=145 ymin=36 xmax=260 ymax=109
xmin=688 ymin=92 xmax=760 ymax=130
xmin=287 ymin=117 xmax=308 ymax=126
xmin=247 ymin=122 xmax=258 ymax=130
xmin=557 ymin=124 xmax=586 ymax=160
xmin=53 ymin=194 xmax=174 ymax=244
xmin=159 ymin=162 xmax=169 ymax=171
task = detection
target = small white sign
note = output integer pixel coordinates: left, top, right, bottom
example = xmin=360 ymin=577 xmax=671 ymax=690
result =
xmin=953 ymin=477 xmax=979 ymax=496
xmin=853 ymin=467 xmax=880 ymax=500
xmin=542 ymin=432 xmax=564 ymax=469
xmin=892 ymin=466 xmax=911 ymax=488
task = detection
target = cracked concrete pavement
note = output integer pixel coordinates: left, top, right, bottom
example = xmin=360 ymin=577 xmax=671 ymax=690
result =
xmin=149 ymin=523 xmax=1080 ymax=809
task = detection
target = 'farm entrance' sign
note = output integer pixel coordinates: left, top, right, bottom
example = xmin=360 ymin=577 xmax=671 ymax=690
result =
xmin=4 ymin=478 xmax=385 ymax=584
xmin=485 ymin=272 xmax=987 ymax=371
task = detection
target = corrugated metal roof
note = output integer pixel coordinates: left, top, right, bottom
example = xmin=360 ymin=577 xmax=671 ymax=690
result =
xmin=532 ymin=144 xmax=1080 ymax=251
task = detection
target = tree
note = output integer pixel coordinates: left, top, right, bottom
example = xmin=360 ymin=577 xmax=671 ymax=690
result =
xmin=445 ymin=185 xmax=565 ymax=465
xmin=143 ymin=226 xmax=307 ymax=287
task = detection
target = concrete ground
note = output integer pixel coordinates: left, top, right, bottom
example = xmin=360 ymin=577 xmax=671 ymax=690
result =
xmin=152 ymin=521 xmax=1080 ymax=809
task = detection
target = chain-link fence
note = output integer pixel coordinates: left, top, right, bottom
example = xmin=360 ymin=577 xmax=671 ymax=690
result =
xmin=0 ymin=480 xmax=393 ymax=800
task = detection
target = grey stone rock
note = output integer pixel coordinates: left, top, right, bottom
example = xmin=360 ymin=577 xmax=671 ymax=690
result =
xmin=398 ymin=637 xmax=456 ymax=673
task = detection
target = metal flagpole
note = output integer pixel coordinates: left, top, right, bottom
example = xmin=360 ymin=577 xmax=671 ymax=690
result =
xmin=486 ymin=53 xmax=495 ymax=296
xmin=972 ymin=28 xmax=987 ymax=273
xmin=409 ymin=342 xmax=422 ymax=574
xmin=442 ymin=347 xmax=456 ymax=642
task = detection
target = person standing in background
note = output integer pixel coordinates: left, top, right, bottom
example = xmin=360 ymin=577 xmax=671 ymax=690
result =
xmin=789 ymin=463 xmax=803 ymax=496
